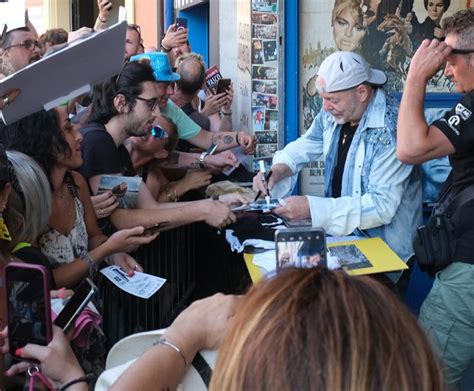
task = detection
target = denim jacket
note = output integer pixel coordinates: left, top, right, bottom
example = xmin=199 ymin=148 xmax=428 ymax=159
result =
xmin=272 ymin=89 xmax=422 ymax=262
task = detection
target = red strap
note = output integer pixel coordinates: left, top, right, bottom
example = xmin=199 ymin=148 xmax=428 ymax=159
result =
xmin=28 ymin=365 xmax=56 ymax=391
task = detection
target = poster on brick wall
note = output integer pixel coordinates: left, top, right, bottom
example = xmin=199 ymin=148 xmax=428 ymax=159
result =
xmin=251 ymin=0 xmax=280 ymax=168
xmin=298 ymin=0 xmax=469 ymax=196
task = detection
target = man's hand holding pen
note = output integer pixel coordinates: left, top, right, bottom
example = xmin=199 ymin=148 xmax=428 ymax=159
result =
xmin=254 ymin=170 xmax=273 ymax=202
xmin=252 ymin=163 xmax=290 ymax=199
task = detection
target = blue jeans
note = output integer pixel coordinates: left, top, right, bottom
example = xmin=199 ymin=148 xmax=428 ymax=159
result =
xmin=419 ymin=262 xmax=474 ymax=385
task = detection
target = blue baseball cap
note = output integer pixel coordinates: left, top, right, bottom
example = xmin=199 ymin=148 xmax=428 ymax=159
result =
xmin=130 ymin=52 xmax=180 ymax=82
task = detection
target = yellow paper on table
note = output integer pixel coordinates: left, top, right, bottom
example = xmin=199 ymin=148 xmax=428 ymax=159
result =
xmin=327 ymin=237 xmax=407 ymax=276
xmin=244 ymin=237 xmax=407 ymax=283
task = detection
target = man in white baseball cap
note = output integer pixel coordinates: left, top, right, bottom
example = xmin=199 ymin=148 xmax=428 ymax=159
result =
xmin=253 ymin=51 xmax=422 ymax=271
xmin=315 ymin=51 xmax=387 ymax=93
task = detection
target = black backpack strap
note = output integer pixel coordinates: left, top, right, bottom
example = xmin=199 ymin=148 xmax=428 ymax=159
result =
xmin=436 ymin=171 xmax=453 ymax=204
xmin=191 ymin=352 xmax=213 ymax=387
xmin=446 ymin=184 xmax=474 ymax=221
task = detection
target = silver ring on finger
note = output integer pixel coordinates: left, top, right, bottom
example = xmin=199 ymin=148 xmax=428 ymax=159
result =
xmin=2 ymin=95 xmax=9 ymax=107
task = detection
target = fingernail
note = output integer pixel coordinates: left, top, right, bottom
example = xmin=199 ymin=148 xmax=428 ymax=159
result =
xmin=15 ymin=348 xmax=23 ymax=357
xmin=57 ymin=287 xmax=66 ymax=298
xmin=128 ymin=271 xmax=134 ymax=277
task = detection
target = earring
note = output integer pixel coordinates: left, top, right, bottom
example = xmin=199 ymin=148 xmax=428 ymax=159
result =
xmin=0 ymin=212 xmax=11 ymax=241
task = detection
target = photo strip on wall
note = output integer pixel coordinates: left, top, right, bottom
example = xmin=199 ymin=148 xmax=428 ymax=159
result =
xmin=251 ymin=0 xmax=279 ymax=168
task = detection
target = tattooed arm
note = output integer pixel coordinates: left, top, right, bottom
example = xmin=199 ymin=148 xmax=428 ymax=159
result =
xmin=157 ymin=150 xmax=238 ymax=170
xmin=187 ymin=129 xmax=257 ymax=154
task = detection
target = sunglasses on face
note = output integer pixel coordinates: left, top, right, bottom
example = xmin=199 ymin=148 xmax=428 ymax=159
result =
xmin=3 ymin=39 xmax=41 ymax=51
xmin=151 ymin=126 xmax=168 ymax=139
xmin=135 ymin=96 xmax=159 ymax=112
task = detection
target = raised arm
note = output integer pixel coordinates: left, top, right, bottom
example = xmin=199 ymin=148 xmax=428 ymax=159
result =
xmin=397 ymin=39 xmax=455 ymax=164
xmin=93 ymin=0 xmax=112 ymax=31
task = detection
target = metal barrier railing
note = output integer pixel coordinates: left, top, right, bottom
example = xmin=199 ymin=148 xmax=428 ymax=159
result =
xmin=98 ymin=222 xmax=252 ymax=348
xmin=99 ymin=223 xmax=196 ymax=348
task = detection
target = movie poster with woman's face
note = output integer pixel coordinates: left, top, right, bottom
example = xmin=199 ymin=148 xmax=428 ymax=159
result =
xmin=300 ymin=0 xmax=469 ymax=134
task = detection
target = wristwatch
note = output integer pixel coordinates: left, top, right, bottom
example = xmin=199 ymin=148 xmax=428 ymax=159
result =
xmin=199 ymin=151 xmax=209 ymax=169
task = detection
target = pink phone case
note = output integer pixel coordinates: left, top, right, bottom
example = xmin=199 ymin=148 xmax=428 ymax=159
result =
xmin=4 ymin=262 xmax=52 ymax=359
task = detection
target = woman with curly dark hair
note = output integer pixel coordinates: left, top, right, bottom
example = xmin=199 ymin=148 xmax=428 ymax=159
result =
xmin=2 ymin=107 xmax=157 ymax=289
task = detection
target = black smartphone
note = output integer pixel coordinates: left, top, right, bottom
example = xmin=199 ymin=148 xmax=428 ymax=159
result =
xmin=143 ymin=221 xmax=170 ymax=236
xmin=53 ymin=278 xmax=97 ymax=334
xmin=216 ymin=78 xmax=231 ymax=95
xmin=175 ymin=17 xmax=188 ymax=31
xmin=4 ymin=263 xmax=52 ymax=360
xmin=275 ymin=228 xmax=327 ymax=270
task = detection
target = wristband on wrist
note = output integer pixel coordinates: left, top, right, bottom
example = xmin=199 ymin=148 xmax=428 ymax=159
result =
xmin=221 ymin=110 xmax=232 ymax=116
xmin=161 ymin=42 xmax=171 ymax=52
xmin=236 ymin=132 xmax=241 ymax=146
xmin=98 ymin=16 xmax=107 ymax=23
xmin=59 ymin=374 xmax=93 ymax=391
xmin=153 ymin=338 xmax=189 ymax=368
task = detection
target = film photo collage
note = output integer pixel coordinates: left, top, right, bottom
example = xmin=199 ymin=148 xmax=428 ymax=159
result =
xmin=251 ymin=0 xmax=278 ymax=161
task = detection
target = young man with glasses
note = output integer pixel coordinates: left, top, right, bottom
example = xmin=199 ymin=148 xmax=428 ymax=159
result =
xmin=80 ymin=61 xmax=236 ymax=231
xmin=397 ymin=8 xmax=474 ymax=386
xmin=0 ymin=27 xmax=41 ymax=73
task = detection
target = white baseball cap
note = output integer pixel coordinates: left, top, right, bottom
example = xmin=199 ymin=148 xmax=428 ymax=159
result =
xmin=316 ymin=51 xmax=386 ymax=93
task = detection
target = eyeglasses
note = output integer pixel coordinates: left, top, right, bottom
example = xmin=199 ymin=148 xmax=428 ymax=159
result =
xmin=135 ymin=96 xmax=159 ymax=112
xmin=151 ymin=126 xmax=169 ymax=139
xmin=3 ymin=39 xmax=41 ymax=51
xmin=450 ymin=48 xmax=474 ymax=55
